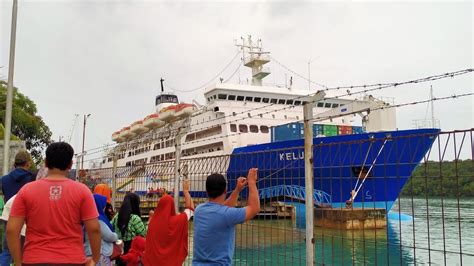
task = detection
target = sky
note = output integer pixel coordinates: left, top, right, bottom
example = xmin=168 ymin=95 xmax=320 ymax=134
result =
xmin=0 ymin=0 xmax=472 ymax=163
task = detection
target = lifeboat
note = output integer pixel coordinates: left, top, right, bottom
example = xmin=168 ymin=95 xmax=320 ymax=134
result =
xmin=143 ymin=114 xmax=165 ymax=129
xmin=111 ymin=130 xmax=125 ymax=143
xmin=159 ymin=105 xmax=177 ymax=122
xmin=175 ymin=103 xmax=196 ymax=118
xmin=119 ymin=126 xmax=135 ymax=139
xmin=131 ymin=120 xmax=149 ymax=134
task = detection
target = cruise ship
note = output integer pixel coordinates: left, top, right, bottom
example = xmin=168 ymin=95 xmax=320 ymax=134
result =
xmin=100 ymin=37 xmax=437 ymax=211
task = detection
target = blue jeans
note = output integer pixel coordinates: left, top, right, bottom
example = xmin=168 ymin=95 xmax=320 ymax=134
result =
xmin=0 ymin=221 xmax=12 ymax=266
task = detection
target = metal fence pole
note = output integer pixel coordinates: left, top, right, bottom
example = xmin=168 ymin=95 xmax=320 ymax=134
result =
xmin=2 ymin=0 xmax=18 ymax=175
xmin=304 ymin=100 xmax=315 ymax=266
xmin=173 ymin=117 xmax=190 ymax=213
xmin=173 ymin=135 xmax=182 ymax=213
xmin=111 ymin=153 xmax=118 ymax=207
xmin=75 ymin=154 xmax=81 ymax=179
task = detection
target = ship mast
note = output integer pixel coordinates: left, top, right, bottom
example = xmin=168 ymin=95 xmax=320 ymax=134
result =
xmin=160 ymin=78 xmax=165 ymax=93
xmin=235 ymin=35 xmax=271 ymax=86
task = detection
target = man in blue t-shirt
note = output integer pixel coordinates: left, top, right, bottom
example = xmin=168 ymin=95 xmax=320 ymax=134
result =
xmin=192 ymin=168 xmax=260 ymax=266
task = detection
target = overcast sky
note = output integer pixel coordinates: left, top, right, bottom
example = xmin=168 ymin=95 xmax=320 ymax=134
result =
xmin=1 ymin=0 xmax=472 ymax=162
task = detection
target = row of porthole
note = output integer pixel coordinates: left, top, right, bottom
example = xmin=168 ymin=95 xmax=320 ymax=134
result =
xmin=230 ymin=124 xmax=269 ymax=134
xmin=208 ymin=93 xmax=305 ymax=105
xmin=208 ymin=93 xmax=342 ymax=108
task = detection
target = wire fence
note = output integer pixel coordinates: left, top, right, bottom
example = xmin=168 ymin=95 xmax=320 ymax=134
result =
xmin=80 ymin=129 xmax=473 ymax=265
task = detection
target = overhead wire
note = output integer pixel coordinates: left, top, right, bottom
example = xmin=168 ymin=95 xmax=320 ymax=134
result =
xmin=177 ymin=91 xmax=474 ymax=147
xmin=172 ymin=68 xmax=474 ymax=132
xmin=270 ymin=56 xmax=328 ymax=89
xmin=79 ymin=68 xmax=473 ymax=158
xmin=168 ymin=68 xmax=474 ymax=139
xmin=223 ymin=63 xmax=241 ymax=83
xmin=271 ymin=55 xmax=473 ymax=92
xmin=171 ymin=51 xmax=241 ymax=93
xmin=104 ymin=91 xmax=472 ymax=150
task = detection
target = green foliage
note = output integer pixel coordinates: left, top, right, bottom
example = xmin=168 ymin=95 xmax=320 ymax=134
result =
xmin=0 ymin=123 xmax=20 ymax=140
xmin=402 ymin=160 xmax=474 ymax=197
xmin=0 ymin=80 xmax=52 ymax=164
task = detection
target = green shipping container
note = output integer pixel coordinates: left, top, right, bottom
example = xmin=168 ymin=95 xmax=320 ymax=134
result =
xmin=323 ymin=124 xmax=338 ymax=136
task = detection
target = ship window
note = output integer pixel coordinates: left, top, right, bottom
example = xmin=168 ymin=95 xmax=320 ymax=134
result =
xmin=230 ymin=124 xmax=237 ymax=132
xmin=286 ymin=100 xmax=294 ymax=105
xmin=247 ymin=113 xmax=251 ymax=118
xmin=228 ymin=95 xmax=236 ymax=100
xmin=232 ymin=112 xmax=236 ymax=116
xmin=218 ymin=94 xmax=227 ymax=100
xmin=317 ymin=102 xmax=324 ymax=107
xmin=245 ymin=96 xmax=253 ymax=102
xmin=296 ymin=116 xmax=299 ymax=120
xmin=294 ymin=100 xmax=301 ymax=105
xmin=332 ymin=103 xmax=339 ymax=108
xmin=237 ymin=96 xmax=244 ymax=101
xmin=156 ymin=94 xmax=178 ymax=105
xmin=260 ymin=125 xmax=269 ymax=133
xmin=262 ymin=98 xmax=270 ymax=103
xmin=239 ymin=125 xmax=248 ymax=133
xmin=270 ymin=99 xmax=277 ymax=104
xmin=249 ymin=125 xmax=258 ymax=133
xmin=254 ymin=97 xmax=261 ymax=102
xmin=284 ymin=115 xmax=288 ymax=119
xmin=278 ymin=99 xmax=285 ymax=104
xmin=324 ymin=102 xmax=331 ymax=108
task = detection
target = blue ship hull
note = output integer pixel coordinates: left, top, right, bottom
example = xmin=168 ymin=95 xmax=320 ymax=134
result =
xmin=226 ymin=128 xmax=439 ymax=211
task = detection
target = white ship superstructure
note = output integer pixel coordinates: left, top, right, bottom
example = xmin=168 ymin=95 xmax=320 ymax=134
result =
xmin=101 ymin=37 xmax=395 ymax=168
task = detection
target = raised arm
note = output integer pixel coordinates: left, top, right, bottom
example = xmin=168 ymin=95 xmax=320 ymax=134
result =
xmin=224 ymin=177 xmax=247 ymax=207
xmin=84 ymin=218 xmax=101 ymax=265
xmin=99 ymin=221 xmax=118 ymax=242
xmin=183 ymin=179 xmax=194 ymax=210
xmin=245 ymin=168 xmax=260 ymax=221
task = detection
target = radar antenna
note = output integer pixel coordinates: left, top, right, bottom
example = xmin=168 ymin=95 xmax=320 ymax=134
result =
xmin=235 ymin=35 xmax=271 ymax=86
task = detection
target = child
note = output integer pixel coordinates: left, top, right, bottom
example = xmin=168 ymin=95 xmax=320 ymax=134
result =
xmin=120 ymin=236 xmax=146 ymax=266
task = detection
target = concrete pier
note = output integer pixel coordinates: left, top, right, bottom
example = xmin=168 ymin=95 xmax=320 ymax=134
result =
xmin=257 ymin=201 xmax=295 ymax=219
xmin=314 ymin=208 xmax=387 ymax=230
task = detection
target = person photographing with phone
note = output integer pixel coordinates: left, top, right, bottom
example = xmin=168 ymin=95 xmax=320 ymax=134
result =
xmin=192 ymin=168 xmax=260 ymax=266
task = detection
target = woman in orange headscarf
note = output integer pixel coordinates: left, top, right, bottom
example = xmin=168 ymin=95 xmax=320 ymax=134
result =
xmin=143 ymin=180 xmax=194 ymax=266
xmin=94 ymin=184 xmax=114 ymax=221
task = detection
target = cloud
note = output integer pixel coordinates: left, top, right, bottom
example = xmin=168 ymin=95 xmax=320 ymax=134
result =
xmin=0 ymin=0 xmax=472 ymax=161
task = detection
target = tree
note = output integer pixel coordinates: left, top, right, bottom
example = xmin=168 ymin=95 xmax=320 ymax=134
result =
xmin=0 ymin=80 xmax=52 ymax=164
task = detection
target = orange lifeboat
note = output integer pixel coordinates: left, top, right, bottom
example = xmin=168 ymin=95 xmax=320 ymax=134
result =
xmin=175 ymin=103 xmax=196 ymax=118
xmin=159 ymin=105 xmax=177 ymax=122
xmin=111 ymin=130 xmax=125 ymax=143
xmin=131 ymin=120 xmax=149 ymax=134
xmin=119 ymin=126 xmax=135 ymax=139
xmin=143 ymin=114 xmax=165 ymax=129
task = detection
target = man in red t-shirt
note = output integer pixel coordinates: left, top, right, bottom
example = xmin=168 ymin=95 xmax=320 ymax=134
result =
xmin=7 ymin=142 xmax=101 ymax=265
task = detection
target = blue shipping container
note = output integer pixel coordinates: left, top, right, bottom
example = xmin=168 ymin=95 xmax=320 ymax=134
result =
xmin=273 ymin=123 xmax=303 ymax=142
xmin=352 ymin=126 xmax=364 ymax=134
xmin=313 ymin=124 xmax=324 ymax=136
